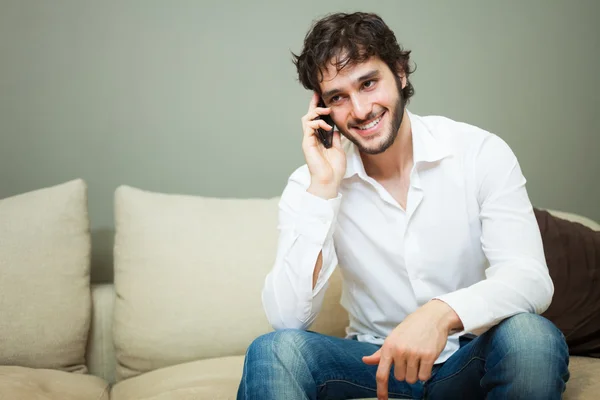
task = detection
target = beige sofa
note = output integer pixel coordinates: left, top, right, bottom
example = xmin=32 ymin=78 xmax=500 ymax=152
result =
xmin=0 ymin=179 xmax=598 ymax=399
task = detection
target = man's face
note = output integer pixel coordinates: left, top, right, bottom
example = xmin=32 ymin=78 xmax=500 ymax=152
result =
xmin=319 ymin=56 xmax=406 ymax=155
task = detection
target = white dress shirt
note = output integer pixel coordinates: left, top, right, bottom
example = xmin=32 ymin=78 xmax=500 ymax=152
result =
xmin=262 ymin=110 xmax=553 ymax=364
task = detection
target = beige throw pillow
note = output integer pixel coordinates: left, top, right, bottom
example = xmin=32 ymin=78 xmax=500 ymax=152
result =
xmin=112 ymin=185 xmax=348 ymax=381
xmin=0 ymin=179 xmax=91 ymax=372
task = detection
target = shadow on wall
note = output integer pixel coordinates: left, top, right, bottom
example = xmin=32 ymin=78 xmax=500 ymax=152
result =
xmin=91 ymin=229 xmax=115 ymax=284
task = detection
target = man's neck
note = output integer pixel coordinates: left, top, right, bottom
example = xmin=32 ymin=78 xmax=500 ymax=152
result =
xmin=361 ymin=110 xmax=413 ymax=181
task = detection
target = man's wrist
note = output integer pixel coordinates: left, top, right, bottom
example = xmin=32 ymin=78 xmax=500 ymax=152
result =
xmin=430 ymin=299 xmax=464 ymax=334
xmin=307 ymin=183 xmax=338 ymax=200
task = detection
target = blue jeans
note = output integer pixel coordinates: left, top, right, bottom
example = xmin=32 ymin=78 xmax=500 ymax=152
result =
xmin=237 ymin=313 xmax=569 ymax=399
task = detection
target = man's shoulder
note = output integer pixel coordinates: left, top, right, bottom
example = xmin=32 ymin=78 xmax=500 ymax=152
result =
xmin=418 ymin=114 xmax=492 ymax=143
xmin=416 ymin=113 xmax=519 ymax=172
xmin=415 ymin=113 xmax=503 ymax=156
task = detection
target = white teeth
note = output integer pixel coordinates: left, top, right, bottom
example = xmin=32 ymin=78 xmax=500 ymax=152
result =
xmin=357 ymin=115 xmax=382 ymax=130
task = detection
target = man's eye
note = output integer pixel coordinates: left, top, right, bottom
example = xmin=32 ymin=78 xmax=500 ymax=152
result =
xmin=330 ymin=95 xmax=341 ymax=103
xmin=363 ymin=80 xmax=376 ymax=89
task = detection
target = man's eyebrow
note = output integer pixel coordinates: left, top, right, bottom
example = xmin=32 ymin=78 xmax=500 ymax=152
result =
xmin=357 ymin=69 xmax=380 ymax=83
xmin=321 ymin=70 xmax=381 ymax=100
xmin=322 ymin=88 xmax=342 ymax=101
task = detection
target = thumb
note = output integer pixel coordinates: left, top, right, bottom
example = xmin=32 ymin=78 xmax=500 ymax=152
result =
xmin=362 ymin=348 xmax=382 ymax=365
xmin=332 ymin=130 xmax=342 ymax=149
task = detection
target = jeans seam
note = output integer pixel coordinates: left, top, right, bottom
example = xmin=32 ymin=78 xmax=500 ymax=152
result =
xmin=315 ymin=335 xmax=414 ymax=398
xmin=317 ymin=380 xmax=413 ymax=398
xmin=426 ymin=356 xmax=485 ymax=388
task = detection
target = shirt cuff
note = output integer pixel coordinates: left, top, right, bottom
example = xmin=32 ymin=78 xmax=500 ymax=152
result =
xmin=434 ymin=288 xmax=494 ymax=336
xmin=284 ymin=190 xmax=342 ymax=244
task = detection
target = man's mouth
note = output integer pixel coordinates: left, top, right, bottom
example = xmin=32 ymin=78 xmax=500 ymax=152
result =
xmin=354 ymin=112 xmax=385 ymax=132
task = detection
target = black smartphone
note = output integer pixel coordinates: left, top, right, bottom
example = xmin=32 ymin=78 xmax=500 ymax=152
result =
xmin=315 ymin=98 xmax=335 ymax=149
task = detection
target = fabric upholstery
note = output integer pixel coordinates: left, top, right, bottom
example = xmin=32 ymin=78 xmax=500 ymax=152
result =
xmin=544 ymin=210 xmax=600 ymax=231
xmin=111 ymin=356 xmax=244 ymax=400
xmin=110 ymin=355 xmax=599 ymax=400
xmin=563 ymin=356 xmax=600 ymax=399
xmin=0 ymin=179 xmax=91 ymax=372
xmin=536 ymin=209 xmax=600 ymax=357
xmin=0 ymin=366 xmax=109 ymax=400
xmin=87 ymin=284 xmax=117 ymax=384
xmin=112 ymin=186 xmax=348 ymax=380
xmin=112 ymin=186 xmax=279 ymax=380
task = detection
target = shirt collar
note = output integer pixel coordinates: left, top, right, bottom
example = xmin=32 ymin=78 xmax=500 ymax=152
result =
xmin=342 ymin=110 xmax=450 ymax=179
xmin=342 ymin=139 xmax=366 ymax=180
xmin=409 ymin=110 xmax=452 ymax=164
xmin=342 ymin=110 xmax=452 ymax=180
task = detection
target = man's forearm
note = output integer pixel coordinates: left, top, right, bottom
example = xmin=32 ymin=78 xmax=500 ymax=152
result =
xmin=312 ymin=250 xmax=323 ymax=289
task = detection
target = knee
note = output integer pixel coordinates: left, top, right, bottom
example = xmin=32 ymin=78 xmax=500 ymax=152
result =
xmin=490 ymin=314 xmax=569 ymax=390
xmin=493 ymin=313 xmax=567 ymax=359
xmin=246 ymin=329 xmax=312 ymax=364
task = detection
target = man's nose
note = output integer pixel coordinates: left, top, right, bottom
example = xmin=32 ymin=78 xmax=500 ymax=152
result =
xmin=350 ymin=94 xmax=372 ymax=122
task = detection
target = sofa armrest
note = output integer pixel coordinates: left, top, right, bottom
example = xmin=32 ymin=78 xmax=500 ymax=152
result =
xmin=86 ymin=283 xmax=116 ymax=385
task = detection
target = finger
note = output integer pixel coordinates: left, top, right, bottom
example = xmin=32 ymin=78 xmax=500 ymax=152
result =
xmin=308 ymin=92 xmax=320 ymax=112
xmin=332 ymin=131 xmax=342 ymax=149
xmin=393 ymin=352 xmax=407 ymax=382
xmin=310 ymin=107 xmax=332 ymax=120
xmin=362 ymin=348 xmax=381 ymax=365
xmin=404 ymin=356 xmax=420 ymax=384
xmin=376 ymin=352 xmax=392 ymax=400
xmin=302 ymin=107 xmax=331 ymax=124
xmin=304 ymin=120 xmax=333 ymax=137
xmin=418 ymin=358 xmax=434 ymax=382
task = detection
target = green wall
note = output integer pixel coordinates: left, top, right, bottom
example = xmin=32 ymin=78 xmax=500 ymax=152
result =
xmin=1 ymin=1 xmax=598 ymax=281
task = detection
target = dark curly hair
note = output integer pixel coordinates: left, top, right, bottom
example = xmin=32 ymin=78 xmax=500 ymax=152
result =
xmin=292 ymin=12 xmax=415 ymax=102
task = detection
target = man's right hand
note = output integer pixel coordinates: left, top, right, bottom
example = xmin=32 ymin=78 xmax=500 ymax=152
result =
xmin=301 ymin=93 xmax=347 ymax=200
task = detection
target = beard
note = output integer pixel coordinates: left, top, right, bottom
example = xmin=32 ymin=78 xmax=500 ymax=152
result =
xmin=338 ymin=75 xmax=406 ymax=155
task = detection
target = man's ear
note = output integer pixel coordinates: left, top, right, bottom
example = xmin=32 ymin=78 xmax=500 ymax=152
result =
xmin=395 ymin=62 xmax=407 ymax=89
xmin=399 ymin=74 xmax=407 ymax=89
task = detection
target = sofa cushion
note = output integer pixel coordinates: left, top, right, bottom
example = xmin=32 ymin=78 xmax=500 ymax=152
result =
xmin=0 ymin=366 xmax=109 ymax=400
xmin=0 ymin=179 xmax=91 ymax=372
xmin=564 ymin=356 xmax=600 ymax=399
xmin=110 ymin=355 xmax=244 ymax=400
xmin=536 ymin=209 xmax=600 ymax=357
xmin=111 ymin=354 xmax=598 ymax=400
xmin=112 ymin=186 xmax=348 ymax=380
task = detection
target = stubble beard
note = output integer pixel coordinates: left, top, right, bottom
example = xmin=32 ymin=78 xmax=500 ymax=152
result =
xmin=339 ymin=75 xmax=406 ymax=155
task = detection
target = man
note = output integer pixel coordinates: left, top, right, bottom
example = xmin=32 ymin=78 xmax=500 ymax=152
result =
xmin=238 ymin=12 xmax=569 ymax=400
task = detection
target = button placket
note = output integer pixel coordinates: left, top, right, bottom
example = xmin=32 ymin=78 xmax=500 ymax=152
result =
xmin=404 ymin=229 xmax=430 ymax=305
xmin=406 ymin=169 xmax=424 ymax=222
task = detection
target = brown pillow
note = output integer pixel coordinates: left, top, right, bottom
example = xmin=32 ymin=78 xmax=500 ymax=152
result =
xmin=535 ymin=208 xmax=600 ymax=357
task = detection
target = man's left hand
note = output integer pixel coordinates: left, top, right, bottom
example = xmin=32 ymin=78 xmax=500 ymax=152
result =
xmin=362 ymin=299 xmax=463 ymax=400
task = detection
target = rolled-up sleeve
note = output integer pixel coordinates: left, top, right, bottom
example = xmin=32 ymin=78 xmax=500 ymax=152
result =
xmin=435 ymin=134 xmax=553 ymax=336
xmin=262 ymin=166 xmax=342 ymax=330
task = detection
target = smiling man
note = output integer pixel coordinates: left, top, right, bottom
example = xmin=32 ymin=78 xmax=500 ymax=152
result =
xmin=237 ymin=12 xmax=569 ymax=400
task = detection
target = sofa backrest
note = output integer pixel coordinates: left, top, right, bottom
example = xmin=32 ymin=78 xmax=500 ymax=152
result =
xmin=84 ymin=196 xmax=599 ymax=385
xmin=87 ymin=284 xmax=117 ymax=384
